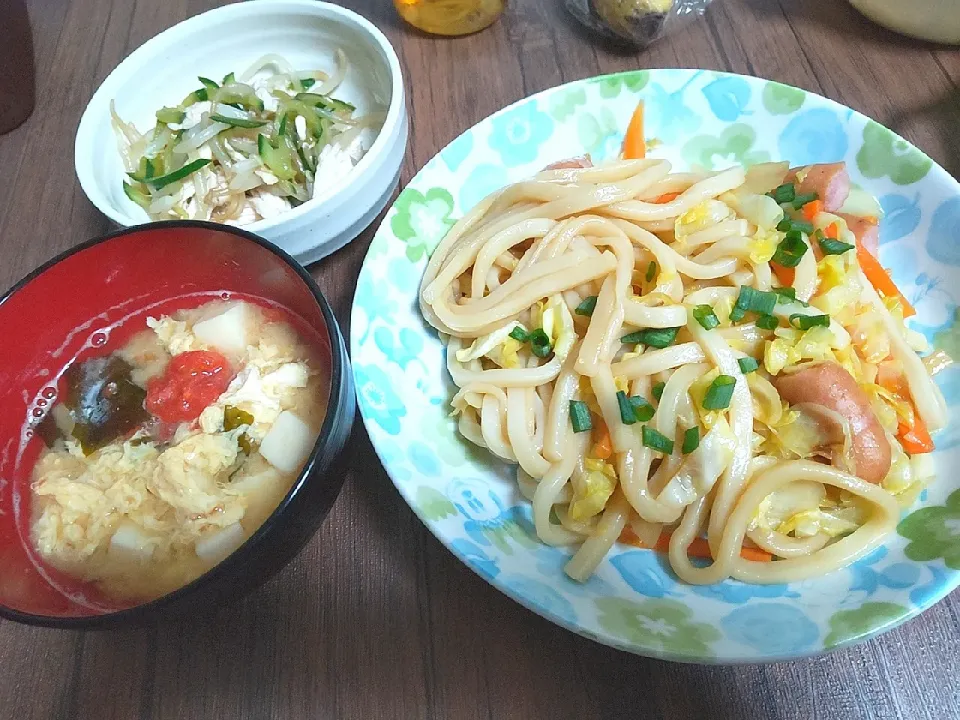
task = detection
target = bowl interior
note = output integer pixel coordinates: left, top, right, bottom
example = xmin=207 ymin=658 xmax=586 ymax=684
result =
xmin=76 ymin=1 xmax=395 ymax=228
xmin=0 ymin=224 xmax=334 ymax=619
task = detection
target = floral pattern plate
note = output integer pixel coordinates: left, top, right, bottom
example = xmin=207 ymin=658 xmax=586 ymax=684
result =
xmin=350 ymin=69 xmax=960 ymax=663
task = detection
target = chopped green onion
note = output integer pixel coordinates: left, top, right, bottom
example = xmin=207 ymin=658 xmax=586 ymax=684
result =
xmin=729 ymin=306 xmax=746 ymax=323
xmin=575 ymin=296 xmax=598 ymax=316
xmin=818 ymin=236 xmax=856 ymax=255
xmin=570 ymin=401 xmax=592 ymax=433
xmin=777 ymin=216 xmax=815 ymax=234
xmin=646 ymin=261 xmax=657 ymax=283
xmin=617 ymin=391 xmax=638 ymax=425
xmin=681 ymin=426 xmax=700 ymax=455
xmin=703 ymin=375 xmax=736 ymax=410
xmin=756 ymin=314 xmax=779 ymax=330
xmin=642 ymin=426 xmax=674 ymax=455
xmin=693 ymin=304 xmax=720 ymax=330
xmin=210 ymin=114 xmax=268 ymax=129
xmin=792 ymin=192 xmax=818 ymax=209
xmin=771 ymin=287 xmax=796 ymax=303
xmin=156 ymin=107 xmax=186 ymax=125
xmin=529 ymin=329 xmax=552 ymax=357
xmin=278 ymin=112 xmax=288 ymax=136
xmin=771 ymin=230 xmax=808 ymax=268
xmin=509 ymin=326 xmax=529 ymax=342
xmin=629 ymin=395 xmax=655 ymax=422
xmin=738 ymin=356 xmax=759 ymax=374
xmin=221 ymin=71 xmax=236 ymax=85
xmin=789 ymin=313 xmax=830 ymax=330
xmin=768 ymin=183 xmax=796 ymax=204
xmin=652 ymin=382 xmax=665 ymax=402
xmin=735 ymin=286 xmax=777 ymax=316
xmin=621 ymin=327 xmax=680 ymax=348
xmin=301 ymin=77 xmax=316 ymax=89
xmin=143 ymin=158 xmax=211 ymax=190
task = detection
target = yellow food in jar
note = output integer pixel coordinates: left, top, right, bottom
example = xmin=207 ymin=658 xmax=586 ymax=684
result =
xmin=394 ymin=0 xmax=506 ymax=36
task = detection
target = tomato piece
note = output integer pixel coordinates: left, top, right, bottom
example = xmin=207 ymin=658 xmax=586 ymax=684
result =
xmin=146 ymin=350 xmax=233 ymax=423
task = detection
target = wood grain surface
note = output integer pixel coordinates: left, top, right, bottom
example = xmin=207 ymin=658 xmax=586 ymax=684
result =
xmin=1 ymin=1 xmax=959 ymax=718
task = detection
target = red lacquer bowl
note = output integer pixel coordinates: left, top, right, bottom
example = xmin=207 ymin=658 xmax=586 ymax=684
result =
xmin=0 ymin=222 xmax=354 ymax=628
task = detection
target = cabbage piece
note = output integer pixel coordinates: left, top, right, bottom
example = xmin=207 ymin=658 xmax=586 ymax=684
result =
xmin=569 ymin=459 xmax=617 ymax=521
xmin=659 ymin=417 xmax=736 ymax=511
xmin=455 ymin=321 xmax=526 ymax=364
xmin=752 ymin=480 xmax=825 ymax=533
xmin=674 ymin=200 xmax=734 ymax=238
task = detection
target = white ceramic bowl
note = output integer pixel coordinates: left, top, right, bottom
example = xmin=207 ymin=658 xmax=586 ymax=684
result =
xmin=75 ymin=0 xmax=407 ymax=264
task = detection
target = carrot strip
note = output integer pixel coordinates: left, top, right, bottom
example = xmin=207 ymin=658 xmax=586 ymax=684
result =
xmin=771 ymin=261 xmax=795 ymax=287
xmin=825 ymin=222 xmax=840 ymax=239
xmin=801 ymin=199 xmax=823 ymax=221
xmin=856 ymin=243 xmax=916 ymax=317
xmin=622 ymin=102 xmax=646 ymax=160
xmin=653 ymin=191 xmax=681 ymax=204
xmin=591 ymin=420 xmax=612 ymax=460
xmin=898 ymin=418 xmax=935 ymax=454
xmin=618 ymin=528 xmax=773 ymax=562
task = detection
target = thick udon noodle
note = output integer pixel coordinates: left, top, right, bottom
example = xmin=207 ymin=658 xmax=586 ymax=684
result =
xmin=419 ymin=159 xmax=946 ymax=584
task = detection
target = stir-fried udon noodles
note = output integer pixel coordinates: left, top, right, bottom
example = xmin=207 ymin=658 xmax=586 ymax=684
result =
xmin=419 ymin=144 xmax=950 ymax=585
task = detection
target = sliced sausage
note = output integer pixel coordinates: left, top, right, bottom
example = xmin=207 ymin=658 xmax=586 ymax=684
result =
xmin=786 ymin=162 xmax=850 ymax=212
xmin=543 ymin=155 xmax=593 ymax=171
xmin=839 ymin=213 xmax=880 ymax=258
xmin=772 ymin=362 xmax=891 ymax=484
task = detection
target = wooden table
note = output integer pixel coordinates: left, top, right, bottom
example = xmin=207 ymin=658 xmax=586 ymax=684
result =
xmin=2 ymin=1 xmax=959 ymax=718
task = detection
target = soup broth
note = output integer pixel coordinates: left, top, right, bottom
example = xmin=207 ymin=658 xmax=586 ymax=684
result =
xmin=29 ymin=300 xmax=327 ymax=603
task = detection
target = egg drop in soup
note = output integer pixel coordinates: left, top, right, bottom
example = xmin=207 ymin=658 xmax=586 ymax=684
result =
xmin=29 ymin=300 xmax=327 ymax=603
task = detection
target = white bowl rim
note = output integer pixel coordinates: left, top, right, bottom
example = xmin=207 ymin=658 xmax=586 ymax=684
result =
xmin=75 ymin=0 xmax=405 ymax=233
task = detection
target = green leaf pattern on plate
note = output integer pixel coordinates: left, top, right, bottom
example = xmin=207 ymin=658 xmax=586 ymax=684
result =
xmin=825 ymin=602 xmax=907 ymax=648
xmin=577 ymin=107 xmax=620 ymax=158
xmin=762 ymin=81 xmax=806 ymax=115
xmin=390 ymin=187 xmax=457 ymax=262
xmin=549 ymin=87 xmax=586 ymax=121
xmin=415 ymin=486 xmax=458 ymax=521
xmin=682 ymin=123 xmax=770 ymax=169
xmin=596 ymin=598 xmax=721 ymax=656
xmin=856 ymin=121 xmax=933 ymax=185
xmin=898 ymin=489 xmax=960 ymax=569
xmin=593 ymin=70 xmax=650 ymax=99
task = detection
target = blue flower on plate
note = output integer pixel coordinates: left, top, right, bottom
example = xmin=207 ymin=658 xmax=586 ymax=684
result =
xmin=448 ymin=478 xmax=538 ymax=554
xmin=879 ymin=243 xmax=956 ymax=336
xmin=646 ymin=78 xmax=702 ymax=144
xmin=701 ymin=76 xmax=752 ymax=121
xmin=500 ymin=575 xmax=579 ymax=625
xmin=387 ymin=255 xmax=422 ymax=296
xmin=848 ymin=546 xmax=921 ymax=597
xmin=354 ymin=363 xmax=406 ymax=435
xmin=879 ymin=193 xmax=922 ymax=245
xmin=440 ymin=131 xmax=474 ymax=172
xmin=778 ymin=108 xmax=849 ymax=166
xmin=408 ymin=441 xmax=441 ymax=477
xmin=929 ymin=367 xmax=960 ymax=449
xmin=450 ymin=538 xmax=501 ymax=581
xmin=610 ymin=550 xmax=680 ymax=599
xmin=720 ymin=603 xmax=820 ymax=654
xmin=459 ymin=163 xmax=509 ymax=213
xmin=374 ymin=326 xmax=425 ymax=371
xmin=690 ymin=577 xmax=800 ymax=604
xmin=353 ymin=270 xmax=392 ymax=345
xmin=909 ymin=563 xmax=949 ymax=606
xmin=488 ymin=100 xmax=555 ymax=168
xmin=372 ymin=435 xmax=412 ymax=483
xmin=926 ymin=196 xmax=960 ymax=266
